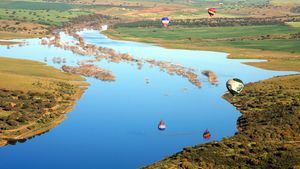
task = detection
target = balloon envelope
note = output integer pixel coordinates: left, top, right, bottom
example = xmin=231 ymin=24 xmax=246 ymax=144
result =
xmin=158 ymin=120 xmax=166 ymax=130
xmin=208 ymin=8 xmax=217 ymax=17
xmin=101 ymin=25 xmax=108 ymax=31
xmin=161 ymin=17 xmax=170 ymax=27
xmin=203 ymin=130 xmax=211 ymax=139
xmin=226 ymin=78 xmax=244 ymax=95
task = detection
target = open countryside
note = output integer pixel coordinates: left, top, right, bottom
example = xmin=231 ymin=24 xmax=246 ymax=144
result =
xmin=0 ymin=0 xmax=299 ymax=168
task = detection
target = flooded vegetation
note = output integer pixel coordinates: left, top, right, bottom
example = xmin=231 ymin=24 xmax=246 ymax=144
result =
xmin=145 ymin=59 xmax=202 ymax=88
xmin=62 ymin=64 xmax=115 ymax=81
xmin=40 ymin=29 xmax=209 ymax=88
xmin=0 ymin=0 xmax=299 ymax=168
xmin=0 ymin=28 xmax=297 ymax=169
xmin=52 ymin=57 xmax=66 ymax=64
xmin=2 ymin=30 xmax=277 ymax=168
xmin=202 ymin=70 xmax=218 ymax=85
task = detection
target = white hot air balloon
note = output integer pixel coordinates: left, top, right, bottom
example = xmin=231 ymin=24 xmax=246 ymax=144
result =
xmin=226 ymin=78 xmax=244 ymax=95
xmin=101 ymin=25 xmax=108 ymax=31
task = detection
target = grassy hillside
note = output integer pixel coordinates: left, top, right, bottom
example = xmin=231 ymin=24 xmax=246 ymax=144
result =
xmin=0 ymin=57 xmax=85 ymax=92
xmin=0 ymin=1 xmax=92 ymax=26
xmin=1 ymin=0 xmax=299 ymax=28
xmin=0 ymin=57 xmax=87 ymax=146
xmin=0 ymin=1 xmax=77 ymax=11
xmin=0 ymin=1 xmax=94 ymax=40
xmin=0 ymin=20 xmax=48 ymax=39
xmin=226 ymin=39 xmax=300 ymax=53
xmin=46 ymin=0 xmax=300 ymax=19
xmin=108 ymin=25 xmax=300 ymax=41
xmin=0 ymin=9 xmax=90 ymax=26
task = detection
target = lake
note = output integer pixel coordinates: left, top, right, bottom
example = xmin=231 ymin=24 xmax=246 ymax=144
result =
xmin=0 ymin=30 xmax=294 ymax=169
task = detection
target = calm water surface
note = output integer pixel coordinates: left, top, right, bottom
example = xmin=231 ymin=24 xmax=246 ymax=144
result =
xmin=0 ymin=30 xmax=294 ymax=169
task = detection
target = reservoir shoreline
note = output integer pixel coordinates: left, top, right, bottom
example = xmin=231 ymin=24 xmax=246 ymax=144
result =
xmin=0 ymin=29 xmax=296 ymax=169
xmin=146 ymin=74 xmax=300 ymax=168
xmin=0 ymin=57 xmax=88 ymax=147
xmin=103 ymin=30 xmax=300 ymax=72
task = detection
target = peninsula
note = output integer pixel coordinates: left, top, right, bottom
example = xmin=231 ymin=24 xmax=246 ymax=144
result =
xmin=0 ymin=57 xmax=87 ymax=147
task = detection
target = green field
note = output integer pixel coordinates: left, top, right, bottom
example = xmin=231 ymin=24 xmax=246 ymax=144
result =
xmin=0 ymin=1 xmax=78 ymax=11
xmin=105 ymin=24 xmax=300 ymax=72
xmin=0 ymin=1 xmax=131 ymax=11
xmin=286 ymin=22 xmax=300 ymax=28
xmin=106 ymin=25 xmax=300 ymax=51
xmin=0 ymin=1 xmax=92 ymax=26
xmin=0 ymin=9 xmax=91 ymax=26
xmin=227 ymin=39 xmax=300 ymax=53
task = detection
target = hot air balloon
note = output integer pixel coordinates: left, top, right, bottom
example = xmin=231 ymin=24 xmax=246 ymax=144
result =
xmin=101 ymin=25 xmax=108 ymax=31
xmin=226 ymin=78 xmax=244 ymax=95
xmin=161 ymin=17 xmax=170 ymax=27
xmin=158 ymin=120 xmax=166 ymax=130
xmin=203 ymin=129 xmax=211 ymax=139
xmin=208 ymin=8 xmax=217 ymax=17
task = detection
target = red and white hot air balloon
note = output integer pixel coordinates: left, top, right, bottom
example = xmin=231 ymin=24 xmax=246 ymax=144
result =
xmin=158 ymin=120 xmax=166 ymax=130
xmin=207 ymin=8 xmax=217 ymax=17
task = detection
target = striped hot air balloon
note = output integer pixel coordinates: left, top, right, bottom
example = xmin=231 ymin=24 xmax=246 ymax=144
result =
xmin=161 ymin=17 xmax=170 ymax=27
xmin=208 ymin=8 xmax=217 ymax=17
xmin=203 ymin=129 xmax=211 ymax=139
xmin=158 ymin=120 xmax=166 ymax=130
xmin=226 ymin=78 xmax=244 ymax=95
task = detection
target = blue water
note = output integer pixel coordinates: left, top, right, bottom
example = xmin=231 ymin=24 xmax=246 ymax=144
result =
xmin=0 ymin=30 xmax=295 ymax=169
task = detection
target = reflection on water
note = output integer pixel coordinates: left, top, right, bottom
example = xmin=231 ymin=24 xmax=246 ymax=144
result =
xmin=7 ymin=129 xmax=50 ymax=146
xmin=0 ymin=30 xmax=295 ymax=169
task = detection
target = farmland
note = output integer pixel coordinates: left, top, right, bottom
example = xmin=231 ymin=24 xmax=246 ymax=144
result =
xmin=104 ymin=24 xmax=300 ymax=71
xmin=0 ymin=0 xmax=299 ymax=168
xmin=0 ymin=1 xmax=93 ymax=40
xmin=107 ymin=25 xmax=300 ymax=40
xmin=0 ymin=8 xmax=91 ymax=26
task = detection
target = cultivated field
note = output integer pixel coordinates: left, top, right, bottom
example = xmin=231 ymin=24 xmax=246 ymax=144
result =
xmin=0 ymin=1 xmax=299 ymax=167
xmin=104 ymin=23 xmax=300 ymax=72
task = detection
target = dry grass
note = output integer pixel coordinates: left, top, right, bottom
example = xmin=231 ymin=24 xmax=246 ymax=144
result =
xmin=0 ymin=57 xmax=86 ymax=92
xmin=271 ymin=0 xmax=300 ymax=6
xmin=0 ymin=40 xmax=18 ymax=45
xmin=0 ymin=56 xmax=88 ymax=147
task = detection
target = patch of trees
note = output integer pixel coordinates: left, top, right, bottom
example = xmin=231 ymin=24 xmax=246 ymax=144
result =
xmin=115 ymin=15 xmax=300 ymax=28
xmin=290 ymin=6 xmax=300 ymax=13
xmin=62 ymin=14 xmax=120 ymax=28
xmin=148 ymin=75 xmax=300 ymax=169
xmin=0 ymin=84 xmax=76 ymax=130
xmin=0 ymin=90 xmax=53 ymax=129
